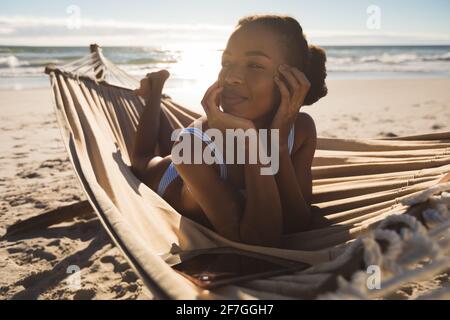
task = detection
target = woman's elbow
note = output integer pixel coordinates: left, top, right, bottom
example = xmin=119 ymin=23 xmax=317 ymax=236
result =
xmin=286 ymin=206 xmax=313 ymax=233
xmin=300 ymin=205 xmax=313 ymax=230
xmin=130 ymin=156 xmax=146 ymax=179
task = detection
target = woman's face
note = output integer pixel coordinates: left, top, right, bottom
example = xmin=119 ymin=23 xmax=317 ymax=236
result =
xmin=218 ymin=24 xmax=287 ymax=121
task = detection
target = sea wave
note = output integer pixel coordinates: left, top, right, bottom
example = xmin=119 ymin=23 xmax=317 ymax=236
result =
xmin=328 ymin=52 xmax=450 ymax=65
xmin=360 ymin=53 xmax=419 ymax=64
xmin=358 ymin=52 xmax=450 ymax=64
xmin=423 ymin=52 xmax=450 ymax=61
xmin=1 ymin=46 xmax=449 ymax=80
xmin=0 ymin=55 xmax=30 ymax=68
xmin=327 ymin=62 xmax=450 ymax=73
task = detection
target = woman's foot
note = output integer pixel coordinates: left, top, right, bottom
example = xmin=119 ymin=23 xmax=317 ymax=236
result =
xmin=135 ymin=69 xmax=170 ymax=101
xmin=147 ymin=69 xmax=170 ymax=86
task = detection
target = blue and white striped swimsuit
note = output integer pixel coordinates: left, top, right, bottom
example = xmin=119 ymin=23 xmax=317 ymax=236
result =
xmin=157 ymin=125 xmax=296 ymax=197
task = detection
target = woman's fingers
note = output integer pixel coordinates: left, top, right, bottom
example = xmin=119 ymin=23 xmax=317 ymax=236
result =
xmin=207 ymin=86 xmax=224 ymax=112
xmin=202 ymin=81 xmax=219 ymax=100
xmin=290 ymin=68 xmax=309 ymax=85
xmin=201 ymin=84 xmax=213 ymax=114
xmin=201 ymin=83 xmax=215 ymax=114
xmin=274 ymin=75 xmax=290 ymax=110
xmin=290 ymin=68 xmax=311 ymax=99
xmin=201 ymin=81 xmax=221 ymax=115
xmin=279 ymin=65 xmax=311 ymax=108
xmin=214 ymin=87 xmax=222 ymax=108
xmin=278 ymin=65 xmax=299 ymax=95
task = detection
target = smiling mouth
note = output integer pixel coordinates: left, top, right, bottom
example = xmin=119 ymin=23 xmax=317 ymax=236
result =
xmin=221 ymin=95 xmax=248 ymax=107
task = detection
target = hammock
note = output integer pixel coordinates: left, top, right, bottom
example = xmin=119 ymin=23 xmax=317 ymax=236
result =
xmin=43 ymin=44 xmax=450 ymax=299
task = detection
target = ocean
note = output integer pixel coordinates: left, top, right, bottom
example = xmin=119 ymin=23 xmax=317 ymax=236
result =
xmin=1 ymin=45 xmax=450 ymax=110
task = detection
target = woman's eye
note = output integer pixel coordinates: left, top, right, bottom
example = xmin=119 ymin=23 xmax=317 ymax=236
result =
xmin=221 ymin=62 xmax=263 ymax=69
xmin=248 ymin=63 xmax=263 ymax=69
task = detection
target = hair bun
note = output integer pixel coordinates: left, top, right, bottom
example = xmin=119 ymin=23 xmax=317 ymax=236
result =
xmin=303 ymin=45 xmax=328 ymax=105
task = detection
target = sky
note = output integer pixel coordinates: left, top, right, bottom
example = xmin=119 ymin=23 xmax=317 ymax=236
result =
xmin=1 ymin=0 xmax=450 ymax=47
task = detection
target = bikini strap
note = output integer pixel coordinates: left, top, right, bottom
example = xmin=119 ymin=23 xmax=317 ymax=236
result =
xmin=288 ymin=122 xmax=295 ymax=155
xmin=157 ymin=162 xmax=178 ymax=196
xmin=180 ymin=127 xmax=227 ymax=179
xmin=156 ymin=127 xmax=227 ymax=197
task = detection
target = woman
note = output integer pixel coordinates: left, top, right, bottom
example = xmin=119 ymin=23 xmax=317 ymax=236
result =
xmin=131 ymin=14 xmax=328 ymax=247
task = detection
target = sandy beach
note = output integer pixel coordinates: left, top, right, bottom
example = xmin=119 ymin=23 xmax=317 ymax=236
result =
xmin=1 ymin=77 xmax=450 ymax=299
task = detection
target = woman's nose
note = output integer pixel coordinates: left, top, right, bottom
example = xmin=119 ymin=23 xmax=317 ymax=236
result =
xmin=223 ymin=68 xmax=244 ymax=85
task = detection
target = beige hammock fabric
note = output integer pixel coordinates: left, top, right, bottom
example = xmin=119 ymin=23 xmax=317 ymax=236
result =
xmin=44 ymin=45 xmax=450 ymax=299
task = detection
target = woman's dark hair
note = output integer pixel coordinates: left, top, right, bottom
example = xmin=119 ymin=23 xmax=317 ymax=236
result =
xmin=237 ymin=14 xmax=328 ymax=105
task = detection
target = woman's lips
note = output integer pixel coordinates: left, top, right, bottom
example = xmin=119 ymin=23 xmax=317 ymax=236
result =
xmin=221 ymin=94 xmax=248 ymax=106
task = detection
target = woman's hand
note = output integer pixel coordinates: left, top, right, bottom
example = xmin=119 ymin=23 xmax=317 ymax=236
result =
xmin=271 ymin=64 xmax=311 ymax=149
xmin=134 ymin=70 xmax=170 ymax=102
xmin=201 ymin=81 xmax=255 ymax=133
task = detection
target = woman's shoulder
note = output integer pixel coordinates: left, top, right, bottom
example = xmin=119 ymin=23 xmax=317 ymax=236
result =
xmin=293 ymin=112 xmax=317 ymax=153
xmin=174 ymin=116 xmax=222 ymax=171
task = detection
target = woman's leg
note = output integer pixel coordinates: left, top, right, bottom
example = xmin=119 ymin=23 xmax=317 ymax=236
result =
xmin=158 ymin=109 xmax=175 ymax=157
xmin=131 ymin=70 xmax=170 ymax=173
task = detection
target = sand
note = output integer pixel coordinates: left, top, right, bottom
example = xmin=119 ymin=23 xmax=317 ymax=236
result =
xmin=1 ymin=77 xmax=450 ymax=299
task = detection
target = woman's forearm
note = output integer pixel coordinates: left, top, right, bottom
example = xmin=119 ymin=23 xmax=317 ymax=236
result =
xmin=276 ymin=148 xmax=311 ymax=233
xmin=239 ymin=143 xmax=283 ymax=247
